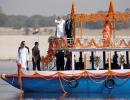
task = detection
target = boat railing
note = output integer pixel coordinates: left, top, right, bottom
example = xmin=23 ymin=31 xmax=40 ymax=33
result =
xmin=46 ymin=36 xmax=130 ymax=71
xmin=50 ymin=36 xmax=130 ymax=49
xmin=66 ymin=38 xmax=74 ymax=45
xmin=63 ymin=37 xmax=130 ymax=49
xmin=47 ymin=57 xmax=56 ymax=70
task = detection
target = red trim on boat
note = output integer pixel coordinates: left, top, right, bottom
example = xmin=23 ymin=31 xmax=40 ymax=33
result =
xmin=4 ymin=74 xmax=130 ymax=79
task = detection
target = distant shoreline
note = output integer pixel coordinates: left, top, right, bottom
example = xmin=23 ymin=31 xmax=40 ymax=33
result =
xmin=0 ymin=27 xmax=130 ymax=35
xmin=0 ymin=27 xmax=55 ymax=35
xmin=0 ymin=59 xmax=16 ymax=61
xmin=0 ymin=35 xmax=49 ymax=60
xmin=0 ymin=59 xmax=33 ymax=62
xmin=0 ymin=28 xmax=130 ymax=60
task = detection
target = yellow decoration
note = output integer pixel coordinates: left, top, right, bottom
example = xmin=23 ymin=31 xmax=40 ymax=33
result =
xmin=1 ymin=74 xmax=7 ymax=80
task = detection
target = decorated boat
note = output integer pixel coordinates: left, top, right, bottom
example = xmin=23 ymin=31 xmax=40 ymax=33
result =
xmin=1 ymin=0 xmax=130 ymax=93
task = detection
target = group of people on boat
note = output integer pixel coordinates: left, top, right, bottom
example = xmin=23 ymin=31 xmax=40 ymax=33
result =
xmin=16 ymin=14 xmax=73 ymax=71
xmin=54 ymin=14 xmax=72 ymax=39
xmin=16 ymin=13 xmax=129 ymax=71
xmin=16 ymin=40 xmax=129 ymax=71
xmin=16 ymin=40 xmax=72 ymax=71
xmin=16 ymin=41 xmax=41 ymax=71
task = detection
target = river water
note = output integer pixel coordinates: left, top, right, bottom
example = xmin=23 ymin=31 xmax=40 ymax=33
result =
xmin=0 ymin=60 xmax=130 ymax=100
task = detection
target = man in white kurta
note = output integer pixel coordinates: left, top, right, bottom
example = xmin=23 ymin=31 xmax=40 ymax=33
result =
xmin=55 ymin=16 xmax=65 ymax=38
xmin=17 ymin=41 xmax=29 ymax=70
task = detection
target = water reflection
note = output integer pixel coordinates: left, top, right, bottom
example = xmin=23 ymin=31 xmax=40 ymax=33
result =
xmin=17 ymin=91 xmax=130 ymax=100
xmin=18 ymin=92 xmax=23 ymax=100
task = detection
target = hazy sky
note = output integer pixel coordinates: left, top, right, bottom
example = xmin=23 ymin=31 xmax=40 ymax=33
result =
xmin=0 ymin=0 xmax=130 ymax=16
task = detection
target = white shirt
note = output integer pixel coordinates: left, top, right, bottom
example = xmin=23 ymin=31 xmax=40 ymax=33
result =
xmin=17 ymin=47 xmax=29 ymax=70
xmin=55 ymin=19 xmax=65 ymax=37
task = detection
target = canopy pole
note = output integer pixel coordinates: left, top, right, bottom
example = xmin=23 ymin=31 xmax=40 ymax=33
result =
xmin=71 ymin=0 xmax=76 ymax=41
xmin=103 ymin=51 xmax=106 ymax=69
xmin=108 ymin=51 xmax=112 ymax=71
xmin=84 ymin=53 xmax=87 ymax=70
xmin=91 ymin=51 xmax=94 ymax=70
xmin=126 ymin=51 xmax=129 ymax=68
xmin=72 ymin=52 xmax=75 ymax=70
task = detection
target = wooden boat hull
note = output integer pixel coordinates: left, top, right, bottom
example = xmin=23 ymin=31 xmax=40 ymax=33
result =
xmin=1 ymin=70 xmax=130 ymax=93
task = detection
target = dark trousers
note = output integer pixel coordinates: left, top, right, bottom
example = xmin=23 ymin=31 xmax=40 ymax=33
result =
xmin=26 ymin=61 xmax=29 ymax=70
xmin=66 ymin=31 xmax=72 ymax=38
xmin=57 ymin=65 xmax=64 ymax=71
xmin=32 ymin=59 xmax=41 ymax=71
xmin=66 ymin=31 xmax=73 ymax=44
xmin=56 ymin=61 xmax=64 ymax=71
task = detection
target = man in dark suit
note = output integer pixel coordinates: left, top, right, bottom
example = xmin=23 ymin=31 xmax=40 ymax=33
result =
xmin=65 ymin=14 xmax=72 ymax=39
xmin=32 ymin=42 xmax=41 ymax=71
xmin=55 ymin=50 xmax=65 ymax=71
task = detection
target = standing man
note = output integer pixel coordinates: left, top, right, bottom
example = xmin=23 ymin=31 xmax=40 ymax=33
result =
xmin=55 ymin=50 xmax=65 ymax=71
xmin=55 ymin=16 xmax=65 ymax=38
xmin=65 ymin=14 xmax=72 ymax=39
xmin=32 ymin=42 xmax=41 ymax=71
xmin=25 ymin=44 xmax=30 ymax=70
xmin=17 ymin=41 xmax=29 ymax=70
